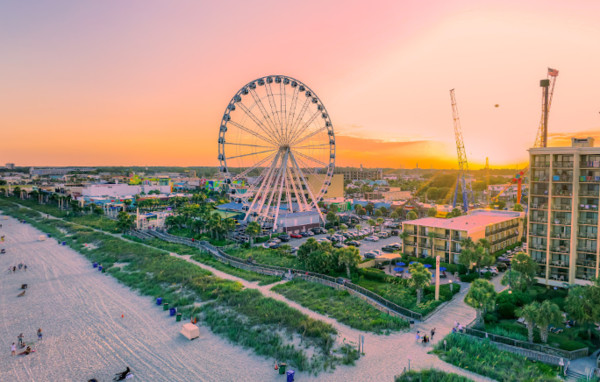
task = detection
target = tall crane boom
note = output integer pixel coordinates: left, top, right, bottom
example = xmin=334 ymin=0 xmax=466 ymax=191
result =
xmin=534 ymin=68 xmax=559 ymax=148
xmin=450 ymin=89 xmax=472 ymax=212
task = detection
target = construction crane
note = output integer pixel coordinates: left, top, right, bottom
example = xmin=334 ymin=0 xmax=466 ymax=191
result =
xmin=450 ymin=89 xmax=472 ymax=212
xmin=484 ymin=157 xmax=490 ymax=205
xmin=491 ymin=68 xmax=559 ymax=205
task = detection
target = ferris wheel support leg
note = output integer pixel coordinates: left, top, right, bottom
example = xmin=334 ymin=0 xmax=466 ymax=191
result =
xmin=289 ymin=151 xmax=326 ymax=224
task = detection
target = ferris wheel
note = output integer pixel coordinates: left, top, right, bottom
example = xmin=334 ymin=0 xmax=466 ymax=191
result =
xmin=218 ymin=75 xmax=335 ymax=229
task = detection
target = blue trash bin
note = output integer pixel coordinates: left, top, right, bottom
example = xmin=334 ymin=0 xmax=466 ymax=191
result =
xmin=93 ymin=262 xmax=98 ymax=268
xmin=169 ymin=307 xmax=176 ymax=317
xmin=61 ymin=241 xmax=66 ymax=246
xmin=47 ymin=234 xmax=51 ymax=238
xmin=286 ymin=370 xmax=295 ymax=382
xmin=98 ymin=266 xmax=103 ymax=272
xmin=156 ymin=297 xmax=163 ymax=305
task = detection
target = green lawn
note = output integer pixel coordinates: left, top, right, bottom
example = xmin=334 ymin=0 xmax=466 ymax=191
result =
xmin=227 ymin=247 xmax=303 ymax=269
xmin=272 ymin=279 xmax=408 ymax=333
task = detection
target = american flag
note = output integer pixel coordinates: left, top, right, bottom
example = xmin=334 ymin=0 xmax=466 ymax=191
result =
xmin=548 ymin=68 xmax=559 ymax=76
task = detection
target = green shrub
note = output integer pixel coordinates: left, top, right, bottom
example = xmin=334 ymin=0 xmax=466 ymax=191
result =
xmin=395 ymin=368 xmax=472 ymax=382
xmin=436 ymin=333 xmax=560 ymax=381
xmin=497 ymin=303 xmax=517 ymax=319
xmin=459 ymin=273 xmax=479 ymax=282
xmin=358 ymin=267 xmax=390 ymax=282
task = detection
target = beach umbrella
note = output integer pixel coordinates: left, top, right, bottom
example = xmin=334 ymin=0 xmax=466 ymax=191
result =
xmin=439 ymin=267 xmax=447 ymax=271
xmin=394 ymin=267 xmax=404 ymax=272
xmin=396 ymin=262 xmax=406 ymax=266
xmin=423 ymin=264 xmax=432 ymax=268
xmin=409 ymin=261 xmax=417 ymax=265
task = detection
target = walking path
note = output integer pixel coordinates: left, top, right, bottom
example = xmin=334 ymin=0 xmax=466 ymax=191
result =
xmin=3 ymin=206 xmax=496 ymax=381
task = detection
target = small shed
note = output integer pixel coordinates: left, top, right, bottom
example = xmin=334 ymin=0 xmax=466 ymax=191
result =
xmin=180 ymin=323 xmax=200 ymax=340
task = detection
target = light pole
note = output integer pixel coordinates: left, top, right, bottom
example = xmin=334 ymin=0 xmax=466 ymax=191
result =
xmin=449 ymin=279 xmax=453 ymax=293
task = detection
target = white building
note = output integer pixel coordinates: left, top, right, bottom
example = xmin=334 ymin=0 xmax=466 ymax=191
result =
xmin=81 ymin=184 xmax=171 ymax=199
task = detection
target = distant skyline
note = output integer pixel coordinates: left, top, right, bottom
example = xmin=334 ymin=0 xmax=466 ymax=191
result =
xmin=1 ymin=0 xmax=599 ymax=169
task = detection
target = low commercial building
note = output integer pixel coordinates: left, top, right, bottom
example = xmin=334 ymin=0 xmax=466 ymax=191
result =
xmin=336 ymin=165 xmax=383 ymax=181
xmin=402 ymin=209 xmax=523 ymax=263
xmin=364 ymin=187 xmax=411 ymax=202
xmin=81 ymin=183 xmax=171 ymax=198
xmin=276 ymin=211 xmax=321 ymax=233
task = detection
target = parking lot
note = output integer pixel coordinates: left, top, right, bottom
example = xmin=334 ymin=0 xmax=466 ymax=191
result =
xmin=261 ymin=229 xmax=403 ymax=258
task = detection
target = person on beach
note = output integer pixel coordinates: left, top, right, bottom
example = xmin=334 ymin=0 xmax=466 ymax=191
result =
xmin=416 ymin=331 xmax=420 ymax=342
xmin=37 ymin=328 xmax=42 ymax=341
xmin=11 ymin=343 xmax=16 ymax=356
xmin=431 ymin=328 xmax=436 ymax=340
xmin=18 ymin=333 xmax=24 ymax=347
xmin=19 ymin=346 xmax=33 ymax=356
xmin=24 ymin=265 xmax=27 ymax=271
xmin=113 ymin=366 xmax=131 ymax=381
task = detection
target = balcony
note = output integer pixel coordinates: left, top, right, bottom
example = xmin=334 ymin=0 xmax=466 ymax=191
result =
xmin=553 ymin=161 xmax=574 ymax=168
xmin=578 ymin=232 xmax=598 ymax=240
xmin=577 ymin=247 xmax=597 ymax=254
xmin=550 ymin=246 xmax=570 ymax=254
xmin=531 ymin=216 xmax=548 ymax=223
xmin=553 ymin=190 xmax=573 ymax=197
xmin=532 ymin=257 xmax=547 ymax=264
xmin=579 ymin=219 xmax=599 ymax=226
xmin=530 ymin=230 xmax=547 ymax=237
xmin=531 ymin=189 xmax=549 ymax=196
xmin=579 ymin=205 xmax=599 ymax=212
xmin=580 ymin=176 xmax=600 ymax=183
xmin=552 ymin=219 xmax=570 ymax=225
xmin=530 ymin=204 xmax=548 ymax=210
xmin=532 ymin=162 xmax=551 ymax=168
xmin=580 ymin=161 xmax=600 ymax=169
xmin=552 ymin=176 xmax=573 ymax=183
xmin=550 ymin=232 xmax=570 ymax=239
xmin=491 ymin=233 xmax=519 ymax=245
xmin=576 ymin=259 xmax=597 ymax=268
xmin=576 ymin=273 xmax=597 ymax=281
xmin=580 ymin=189 xmax=600 ymax=197
xmin=552 ymin=205 xmax=572 ymax=212
xmin=529 ymin=244 xmax=547 ymax=251
xmin=550 ymin=260 xmax=569 ymax=267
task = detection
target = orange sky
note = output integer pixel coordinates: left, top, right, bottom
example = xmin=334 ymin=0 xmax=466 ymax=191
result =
xmin=1 ymin=0 xmax=599 ymax=169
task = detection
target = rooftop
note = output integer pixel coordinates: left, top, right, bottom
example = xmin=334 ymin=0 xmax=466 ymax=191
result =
xmin=404 ymin=209 xmax=521 ymax=233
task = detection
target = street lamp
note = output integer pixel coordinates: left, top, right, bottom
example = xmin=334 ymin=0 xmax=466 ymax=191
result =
xmin=449 ymin=279 xmax=453 ymax=293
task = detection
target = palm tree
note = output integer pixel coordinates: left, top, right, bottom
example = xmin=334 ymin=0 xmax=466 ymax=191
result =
xmin=535 ymin=300 xmax=562 ymax=344
xmin=245 ymin=221 xmax=261 ymax=245
xmin=354 ymin=224 xmax=362 ymax=233
xmin=428 ymin=231 xmax=436 ymax=259
xmin=336 ymin=246 xmax=361 ymax=278
xmin=408 ymin=262 xmax=431 ymax=305
xmin=464 ymin=279 xmax=497 ymax=326
xmin=365 ymin=203 xmax=374 ymax=216
xmin=376 ymin=217 xmax=384 ymax=232
xmin=222 ymin=218 xmax=236 ymax=239
xmin=390 ymin=210 xmax=399 ymax=220
xmin=367 ymin=219 xmax=376 ymax=233
xmin=339 ymin=223 xmax=348 ymax=233
xmin=516 ymin=302 xmax=539 ymax=343
xmin=406 ymin=210 xmax=418 ymax=220
xmin=208 ymin=213 xmax=222 ymax=240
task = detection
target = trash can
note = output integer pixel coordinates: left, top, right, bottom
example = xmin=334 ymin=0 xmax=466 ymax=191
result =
xmin=98 ymin=266 xmax=103 ymax=272
xmin=156 ymin=297 xmax=163 ymax=305
xmin=93 ymin=262 xmax=98 ymax=268
xmin=163 ymin=303 xmax=169 ymax=311
xmin=61 ymin=241 xmax=66 ymax=246
xmin=176 ymin=313 xmax=182 ymax=322
xmin=278 ymin=363 xmax=287 ymax=375
xmin=169 ymin=307 xmax=177 ymax=317
xmin=47 ymin=234 xmax=51 ymax=238
xmin=286 ymin=370 xmax=295 ymax=382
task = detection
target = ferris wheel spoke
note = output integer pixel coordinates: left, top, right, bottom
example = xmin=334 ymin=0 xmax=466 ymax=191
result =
xmin=288 ymin=110 xmax=321 ymax=144
xmin=293 ymin=144 xmax=329 ymax=150
xmin=226 ymin=148 xmax=276 ymax=161
xmin=285 ymin=86 xmax=300 ymax=140
xmin=225 ymin=142 xmax=275 ymax=149
xmin=228 ymin=119 xmax=278 ymax=147
xmin=265 ymin=82 xmax=283 ymax=136
xmin=249 ymin=89 xmax=282 ymax=143
xmin=288 ymin=166 xmax=308 ymax=212
xmin=280 ymin=82 xmax=287 ymax=142
xmin=292 ymin=149 xmax=328 ymax=167
xmin=236 ymin=103 xmax=281 ymax=144
xmin=257 ymin=154 xmax=285 ymax=219
xmin=289 ymin=151 xmax=325 ymax=223
xmin=272 ymin=151 xmax=289 ymax=228
xmin=291 ymin=126 xmax=327 ymax=147
xmin=287 ymin=97 xmax=311 ymax=144
xmin=232 ymin=151 xmax=277 ymax=181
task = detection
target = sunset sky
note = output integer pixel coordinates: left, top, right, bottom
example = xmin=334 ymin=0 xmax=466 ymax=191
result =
xmin=1 ymin=0 xmax=599 ymax=169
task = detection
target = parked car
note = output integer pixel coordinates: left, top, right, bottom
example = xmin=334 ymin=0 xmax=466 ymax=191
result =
xmin=381 ymin=245 xmax=396 ymax=253
xmin=311 ymin=227 xmax=326 ymax=234
xmin=262 ymin=242 xmax=271 ymax=249
xmin=497 ymin=256 xmax=511 ymax=264
xmin=390 ymin=229 xmax=399 ymax=236
xmin=479 ymin=266 xmax=498 ymax=276
xmin=290 ymin=233 xmax=302 ymax=239
xmin=270 ymin=242 xmax=282 ymax=249
xmin=389 ymin=243 xmax=402 ymax=250
xmin=496 ymin=262 xmax=508 ymax=272
xmin=333 ymin=242 xmax=347 ymax=249
xmin=377 ymin=232 xmax=390 ymax=238
xmin=364 ymin=251 xmax=382 ymax=259
xmin=347 ymin=240 xmax=361 ymax=247
xmin=279 ymin=234 xmax=290 ymax=242
xmin=365 ymin=236 xmax=380 ymax=242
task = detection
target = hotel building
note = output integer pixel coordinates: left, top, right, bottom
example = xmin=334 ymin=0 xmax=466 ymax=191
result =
xmin=402 ymin=209 xmax=523 ymax=264
xmin=528 ymin=137 xmax=600 ymax=286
